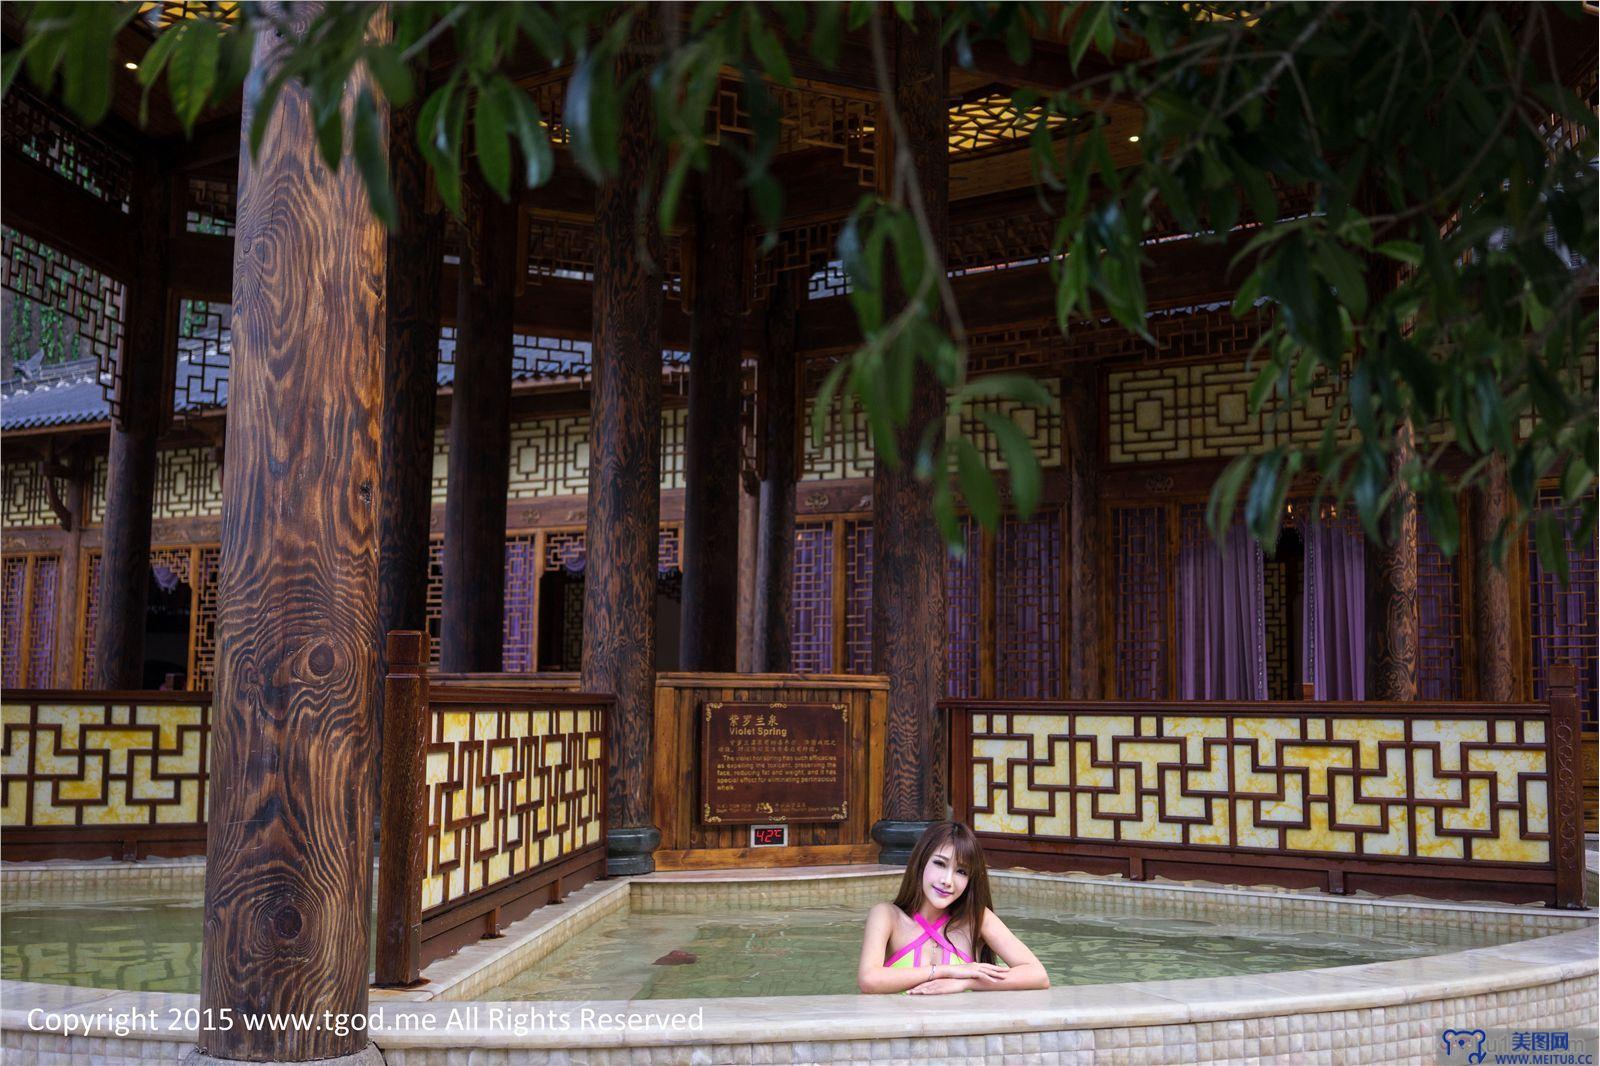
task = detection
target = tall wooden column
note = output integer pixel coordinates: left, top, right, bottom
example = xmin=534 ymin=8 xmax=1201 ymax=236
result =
xmin=583 ymin=13 xmax=664 ymax=876
xmin=378 ymin=93 xmax=444 ymax=687
xmin=1063 ymin=365 xmax=1103 ymax=698
xmin=1366 ymin=421 xmax=1419 ymax=700
xmin=93 ymin=151 xmax=169 ymax=689
xmin=752 ymin=274 xmax=798 ymax=672
xmin=1471 ymin=454 xmax=1517 ymax=700
xmin=199 ymin=9 xmax=386 ymax=1060
xmin=50 ymin=449 xmax=90 ymax=687
xmin=440 ymin=175 xmax=515 ymax=672
xmin=680 ymin=155 xmax=746 ymax=671
xmin=871 ymin=12 xmax=949 ymax=865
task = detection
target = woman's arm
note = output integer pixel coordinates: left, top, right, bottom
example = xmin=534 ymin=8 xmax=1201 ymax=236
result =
xmin=856 ymin=903 xmax=959 ymax=994
xmin=966 ymin=908 xmax=1049 ymax=991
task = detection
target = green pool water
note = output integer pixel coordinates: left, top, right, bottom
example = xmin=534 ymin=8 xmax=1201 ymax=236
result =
xmin=480 ymin=901 xmax=1514 ymax=1000
xmin=0 ymin=890 xmax=1517 ymax=998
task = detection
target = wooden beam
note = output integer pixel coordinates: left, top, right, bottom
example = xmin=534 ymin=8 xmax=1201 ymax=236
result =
xmin=872 ymin=12 xmax=949 ymax=858
xmin=1366 ymin=420 xmax=1419 ymax=700
xmin=199 ymin=4 xmax=385 ymax=1058
xmin=753 ymin=274 xmax=799 ymax=672
xmin=680 ymin=153 xmax=745 ymax=671
xmin=1 ymin=147 xmax=133 ymax=280
xmin=441 ymin=175 xmax=516 ymax=672
xmin=1063 ymin=364 xmax=1103 ymax=698
xmin=168 ymin=232 xmax=234 ymax=302
xmin=1471 ymin=454 xmax=1516 ymax=701
xmin=583 ymin=12 xmax=664 ymax=876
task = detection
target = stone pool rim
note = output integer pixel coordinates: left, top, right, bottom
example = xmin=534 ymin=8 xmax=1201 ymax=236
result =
xmin=2 ymin=862 xmax=1595 ymax=1059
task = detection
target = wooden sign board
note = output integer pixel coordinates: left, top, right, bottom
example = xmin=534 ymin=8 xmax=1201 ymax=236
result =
xmin=700 ymin=701 xmax=849 ymax=824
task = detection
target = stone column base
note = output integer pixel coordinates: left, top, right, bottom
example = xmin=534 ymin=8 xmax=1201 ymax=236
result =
xmin=871 ymin=819 xmax=935 ymax=866
xmin=183 ymin=1042 xmax=385 ymax=1066
xmin=607 ymin=824 xmax=662 ymax=876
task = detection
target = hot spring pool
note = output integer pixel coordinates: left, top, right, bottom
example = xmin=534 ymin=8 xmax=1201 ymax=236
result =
xmin=477 ymin=896 xmax=1514 ymax=1000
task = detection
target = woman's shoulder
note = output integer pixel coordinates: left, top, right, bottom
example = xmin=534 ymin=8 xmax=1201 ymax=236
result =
xmin=866 ymin=901 xmax=902 ymax=922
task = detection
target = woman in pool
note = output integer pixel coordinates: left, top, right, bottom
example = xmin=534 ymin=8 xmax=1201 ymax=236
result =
xmin=856 ymin=820 xmax=1049 ymax=994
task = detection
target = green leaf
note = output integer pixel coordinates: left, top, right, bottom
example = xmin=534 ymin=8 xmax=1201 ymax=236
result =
xmin=1562 ymin=458 xmax=1594 ymax=505
xmin=364 ymin=45 xmax=413 ymax=107
xmin=1534 ymin=513 xmax=1571 ymax=586
xmin=2 ymin=41 xmax=36 ymax=100
xmin=1314 ymin=243 xmax=1369 ymax=320
xmin=658 ymin=149 xmax=697 ymax=234
xmin=564 ymin=47 xmax=620 ymax=183
xmin=811 ymin=3 xmax=842 ymax=68
xmin=1420 ymin=484 xmax=1459 ymax=559
xmin=472 ymin=82 xmax=511 ymax=199
xmin=315 ymin=105 xmax=344 ymax=172
xmin=932 ymin=455 xmax=964 ymax=552
xmin=979 ymin=412 xmax=1041 ymax=517
xmin=748 ymin=18 xmax=793 ymax=87
xmin=352 ymin=88 xmax=397 ymax=230
xmin=502 ymin=82 xmax=555 ymax=189
xmin=1208 ymin=454 xmax=1255 ymax=541
xmin=955 ymin=437 xmax=1000 ymax=531
xmin=168 ymin=19 xmax=220 ymax=135
xmin=1374 ymin=240 xmax=1422 ymax=266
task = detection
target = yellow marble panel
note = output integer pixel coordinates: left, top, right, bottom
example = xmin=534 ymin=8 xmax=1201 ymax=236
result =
xmin=1438 ymin=778 xmax=1491 ymax=833
xmin=974 ymin=808 xmax=1029 ymax=834
xmin=1359 ymin=747 xmax=1409 ymax=800
xmin=1161 ymin=767 xmax=1209 ymax=821
xmin=1360 ymin=806 xmax=1409 ymax=857
xmin=1164 ymin=716 xmax=1226 ymax=763
xmin=1189 ymin=800 xmax=1230 ymax=846
xmin=1414 ymin=806 xmax=1465 ymax=858
xmin=1411 ymin=747 xmax=1465 ymax=802
xmin=1525 ymin=720 xmax=1546 ymax=744
xmin=1413 ymin=718 xmax=1489 ymax=772
xmin=1234 ymin=799 xmax=1277 ymax=849
xmin=1072 ymin=738 xmax=1114 ymax=790
xmin=1525 ymin=779 xmax=1549 ymax=834
xmin=1074 ymin=793 xmax=1114 ymax=839
xmin=1330 ymin=717 xmax=1404 ymax=768
xmin=1331 ymin=773 xmax=1384 ymax=828
xmin=1281 ymin=742 xmax=1352 ymax=796
xmin=441 ymin=712 xmax=470 ymax=743
xmin=1474 ymin=809 xmax=1550 ymax=864
xmin=1122 ymin=796 xmax=1183 ymax=843
xmin=1466 ymin=746 xmax=1545 ymax=803
xmin=1285 ymin=803 xmax=1355 ymax=854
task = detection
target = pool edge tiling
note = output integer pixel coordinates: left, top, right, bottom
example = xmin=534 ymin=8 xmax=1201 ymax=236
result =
xmin=2 ymin=863 xmax=1596 ymax=1064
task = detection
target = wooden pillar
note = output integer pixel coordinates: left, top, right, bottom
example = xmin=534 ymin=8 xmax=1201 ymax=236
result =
xmin=93 ymin=152 xmax=169 ymax=689
xmin=199 ymin=8 xmax=386 ymax=1059
xmin=679 ymin=155 xmax=746 ymax=671
xmin=752 ymin=273 xmax=798 ymax=673
xmin=439 ymin=175 xmax=515 ymax=672
xmin=1471 ymin=454 xmax=1516 ymax=701
xmin=871 ymin=12 xmax=948 ymax=864
xmin=583 ymin=13 xmax=663 ymax=876
xmin=1063 ymin=365 xmax=1103 ymax=698
xmin=1366 ymin=421 xmax=1419 ymax=700
xmin=50 ymin=448 xmax=90 ymax=687
xmin=378 ymin=92 xmax=444 ymax=684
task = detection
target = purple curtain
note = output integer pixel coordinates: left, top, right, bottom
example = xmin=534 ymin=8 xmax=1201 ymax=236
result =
xmin=1303 ymin=513 xmax=1365 ymax=700
xmin=1178 ymin=520 xmax=1267 ymax=699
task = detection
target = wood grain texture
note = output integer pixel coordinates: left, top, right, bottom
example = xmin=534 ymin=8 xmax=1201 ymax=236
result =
xmin=377 ymin=94 xmax=444 ymax=694
xmin=93 ymin=152 xmax=169 ymax=689
xmin=753 ymin=273 xmax=798 ymax=672
xmin=874 ymin=12 xmax=948 ymax=822
xmin=583 ymin=11 xmax=664 ymax=834
xmin=441 ymin=172 xmax=516 ymax=672
xmin=200 ymin=7 xmax=386 ymax=1056
xmin=1548 ymin=665 xmax=1585 ymax=907
xmin=50 ymin=456 xmax=89 ymax=687
xmin=1063 ymin=366 xmax=1103 ymax=698
xmin=1366 ymin=421 xmax=1419 ymax=700
xmin=680 ymin=153 xmax=745 ymax=671
xmin=1471 ymin=454 xmax=1516 ymax=701
xmin=375 ymin=630 xmax=428 ymax=987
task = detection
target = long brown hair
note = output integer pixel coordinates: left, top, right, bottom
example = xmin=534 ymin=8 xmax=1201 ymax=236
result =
xmin=891 ymin=821 xmax=995 ymax=964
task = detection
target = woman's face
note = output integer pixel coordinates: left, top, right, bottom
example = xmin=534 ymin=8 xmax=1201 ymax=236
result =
xmin=920 ymin=842 xmax=970 ymax=911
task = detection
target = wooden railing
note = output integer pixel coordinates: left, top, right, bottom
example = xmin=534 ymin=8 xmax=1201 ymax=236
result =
xmin=945 ymin=665 xmax=1587 ymax=908
xmin=375 ymin=632 xmax=610 ymax=986
xmin=0 ymin=690 xmax=211 ymax=860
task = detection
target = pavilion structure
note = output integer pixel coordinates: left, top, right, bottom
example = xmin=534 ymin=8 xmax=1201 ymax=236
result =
xmin=0 ymin=3 xmax=1596 ymax=1062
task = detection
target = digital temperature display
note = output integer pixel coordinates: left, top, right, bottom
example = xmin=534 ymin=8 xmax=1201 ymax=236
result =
xmin=750 ymin=824 xmax=788 ymax=848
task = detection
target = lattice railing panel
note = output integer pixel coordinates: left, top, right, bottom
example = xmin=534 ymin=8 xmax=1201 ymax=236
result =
xmin=1417 ymin=512 xmax=1464 ymax=701
xmin=1529 ymin=488 xmax=1599 ymax=727
xmin=963 ymin=708 xmax=1552 ymax=866
xmin=183 ymin=176 xmax=236 ymax=236
xmin=657 ymin=526 xmax=681 ymax=574
xmin=946 ymin=517 xmax=982 ymax=699
xmin=502 ymin=535 xmax=540 ymax=673
xmin=191 ymin=547 xmax=221 ymax=691
xmin=997 ymin=509 xmax=1063 ymax=699
xmin=3 ymin=460 xmax=55 ymax=528
xmin=1263 ymin=559 xmax=1292 ymax=701
xmin=153 ymin=447 xmax=224 ymax=520
xmin=173 ymin=299 xmax=231 ymax=412
xmin=1111 ymin=506 xmax=1169 ymax=698
xmin=425 ymin=537 xmax=445 ymax=668
xmin=1 ymin=88 xmax=133 ymax=210
xmin=1 ymin=698 xmax=209 ymax=828
xmin=1 ymin=556 xmax=29 ymax=688
xmin=77 ymin=552 xmax=102 ymax=686
xmin=710 ymin=77 xmax=879 ymax=188
xmin=421 ymin=703 xmax=605 ymax=912
xmin=791 ymin=522 xmax=834 ymax=673
xmin=843 ymin=520 xmax=873 ymax=673
xmin=1 ymin=228 xmax=126 ymax=415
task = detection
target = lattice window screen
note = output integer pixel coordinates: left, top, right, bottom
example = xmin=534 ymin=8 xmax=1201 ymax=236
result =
xmin=425 ymin=537 xmax=445 ymax=667
xmin=2 ymin=227 xmax=126 ymax=415
xmin=192 ymin=547 xmax=221 ymax=690
xmin=503 ymin=534 xmax=540 ymax=672
xmin=1 ymin=88 xmax=133 ymax=209
xmin=997 ymin=508 xmax=1063 ymax=699
xmin=791 ymin=523 xmax=834 ymax=673
xmin=174 ymin=299 xmax=231 ymax=413
xmin=77 ymin=546 xmax=199 ymax=688
xmin=1529 ymin=488 xmax=1599 ymax=727
xmin=1416 ymin=512 xmax=1464 ymax=701
xmin=1263 ymin=558 xmax=1293 ymax=700
xmin=843 ymin=520 xmax=873 ymax=673
xmin=184 ymin=176 xmax=236 ymax=236
xmin=2 ymin=460 xmax=55 ymax=528
xmin=1 ymin=554 xmax=58 ymax=688
xmin=945 ymin=516 xmax=982 ymax=699
xmin=1111 ymin=505 xmax=1170 ymax=698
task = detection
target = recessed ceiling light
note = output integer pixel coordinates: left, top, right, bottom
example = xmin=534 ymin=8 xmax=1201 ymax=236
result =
xmin=1128 ymin=135 xmax=1140 ymax=143
xmin=124 ymin=61 xmax=138 ymax=70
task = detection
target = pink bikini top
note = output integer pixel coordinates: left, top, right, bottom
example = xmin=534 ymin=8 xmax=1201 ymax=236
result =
xmin=884 ymin=911 xmax=974 ymax=968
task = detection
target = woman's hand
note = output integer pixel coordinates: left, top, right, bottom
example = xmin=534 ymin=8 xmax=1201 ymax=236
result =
xmin=907 ymin=977 xmax=973 ymax=995
xmin=939 ymin=962 xmax=1008 ymax=984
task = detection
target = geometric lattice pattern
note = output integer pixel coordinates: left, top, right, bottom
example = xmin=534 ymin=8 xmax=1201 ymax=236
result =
xmin=997 ymin=509 xmax=1062 ymax=699
xmin=1111 ymin=506 xmax=1170 ymax=699
xmin=183 ymin=176 xmax=236 ymax=236
xmin=422 ymin=703 xmax=605 ymax=912
xmin=843 ymin=520 xmax=873 ymax=674
xmin=968 ymin=709 xmax=1551 ymax=864
xmin=77 ymin=546 xmax=215 ymax=691
xmin=1529 ymin=488 xmax=1599 ymax=728
xmin=191 ymin=547 xmax=221 ymax=691
xmin=0 ymin=698 xmax=209 ymax=828
xmin=503 ymin=535 xmax=539 ymax=673
xmin=173 ymin=299 xmax=231 ymax=412
xmin=709 ymin=76 xmax=879 ymax=188
xmin=1263 ymin=558 xmax=1293 ymax=701
xmin=1416 ymin=512 xmax=1464 ymax=702
xmin=1106 ymin=356 xmax=1350 ymax=464
xmin=946 ymin=517 xmax=982 ymax=699
xmin=1 ymin=228 xmax=126 ymax=418
xmin=1 ymin=88 xmax=133 ymax=210
xmin=946 ymin=94 xmax=1073 ymax=156
xmin=87 ymin=446 xmax=224 ymax=524
xmin=791 ymin=523 xmax=835 ymax=673
xmin=802 ymin=378 xmax=1063 ymax=482
xmin=1 ymin=553 xmax=59 ymax=689
xmin=2 ymin=459 xmax=56 ymax=528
